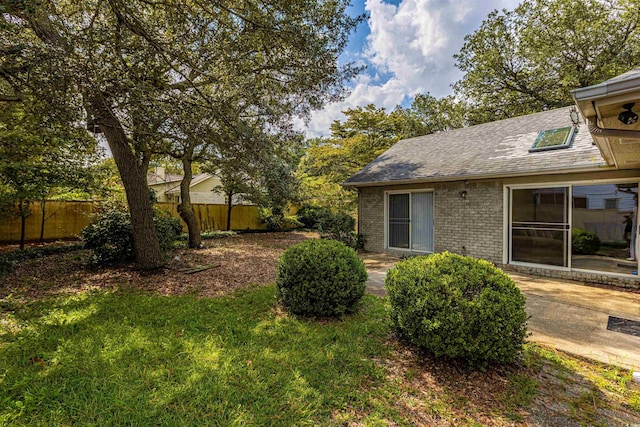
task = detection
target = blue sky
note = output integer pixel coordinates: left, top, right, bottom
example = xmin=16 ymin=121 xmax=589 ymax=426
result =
xmin=301 ymin=0 xmax=522 ymax=137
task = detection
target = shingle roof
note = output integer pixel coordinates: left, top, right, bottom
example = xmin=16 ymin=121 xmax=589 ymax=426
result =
xmin=165 ymin=173 xmax=212 ymax=194
xmin=146 ymin=173 xmax=184 ymax=185
xmin=343 ymin=106 xmax=611 ymax=187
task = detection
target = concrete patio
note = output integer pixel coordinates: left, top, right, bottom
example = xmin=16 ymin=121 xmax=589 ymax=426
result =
xmin=360 ymin=252 xmax=640 ymax=370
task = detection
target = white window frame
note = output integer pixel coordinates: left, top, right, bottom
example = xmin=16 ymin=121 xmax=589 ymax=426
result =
xmin=384 ymin=189 xmax=434 ymax=253
xmin=503 ymin=178 xmax=640 ymax=278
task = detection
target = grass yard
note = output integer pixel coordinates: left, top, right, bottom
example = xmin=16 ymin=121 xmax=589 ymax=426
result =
xmin=0 ymin=286 xmax=395 ymax=426
xmin=1 ymin=233 xmax=639 ymax=426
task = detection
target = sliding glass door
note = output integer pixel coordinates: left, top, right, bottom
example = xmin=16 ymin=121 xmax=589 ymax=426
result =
xmin=510 ymin=187 xmax=569 ymax=267
xmin=387 ymin=192 xmax=434 ymax=252
xmin=571 ymin=183 xmax=638 ymax=274
xmin=509 ymin=182 xmax=639 ymax=275
xmin=388 ymin=194 xmax=410 ymax=249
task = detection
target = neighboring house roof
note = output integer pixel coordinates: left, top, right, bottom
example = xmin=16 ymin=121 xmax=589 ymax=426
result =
xmin=343 ymin=106 xmax=612 ymax=187
xmin=165 ymin=173 xmax=214 ymax=195
xmin=146 ymin=172 xmax=184 ymax=185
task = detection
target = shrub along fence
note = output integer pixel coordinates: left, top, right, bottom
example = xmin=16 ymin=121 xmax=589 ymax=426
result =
xmin=0 ymin=200 xmax=267 ymax=243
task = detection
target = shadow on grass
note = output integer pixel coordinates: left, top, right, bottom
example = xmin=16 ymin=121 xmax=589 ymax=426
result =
xmin=0 ymin=286 xmax=396 ymax=426
xmin=2 ymin=286 xmax=639 ymax=426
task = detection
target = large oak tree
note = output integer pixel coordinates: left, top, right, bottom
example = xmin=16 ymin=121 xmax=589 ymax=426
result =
xmin=1 ymin=0 xmax=361 ymax=268
xmin=454 ymin=0 xmax=640 ymax=123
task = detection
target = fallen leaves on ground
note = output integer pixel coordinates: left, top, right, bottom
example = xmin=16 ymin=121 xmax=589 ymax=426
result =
xmin=0 ymin=231 xmax=317 ymax=301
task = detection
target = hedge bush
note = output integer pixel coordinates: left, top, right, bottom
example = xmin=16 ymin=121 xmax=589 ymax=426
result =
xmin=82 ymin=208 xmax=181 ymax=266
xmin=385 ymin=252 xmax=527 ymax=367
xmin=276 ymin=239 xmax=367 ymax=317
xmin=572 ymin=228 xmax=601 ymax=255
xmin=295 ymin=205 xmax=365 ymax=249
xmin=296 ymin=205 xmax=334 ymax=229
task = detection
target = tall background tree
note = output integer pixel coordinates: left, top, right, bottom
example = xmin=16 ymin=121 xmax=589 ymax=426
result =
xmin=0 ymin=101 xmax=103 ymax=248
xmin=454 ymin=0 xmax=640 ymax=123
xmin=1 ymin=0 xmax=362 ymax=268
xmin=298 ymin=105 xmax=410 ymax=213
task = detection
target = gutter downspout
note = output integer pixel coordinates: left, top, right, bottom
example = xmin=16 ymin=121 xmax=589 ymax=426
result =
xmin=587 ymin=117 xmax=640 ymax=139
xmin=586 ymin=117 xmax=640 ymax=169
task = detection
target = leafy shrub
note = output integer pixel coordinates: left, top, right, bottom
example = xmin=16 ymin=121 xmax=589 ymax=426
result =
xmin=276 ymin=239 xmax=367 ymax=317
xmin=154 ymin=209 xmax=183 ymax=251
xmin=296 ymin=205 xmax=333 ymax=229
xmin=82 ymin=210 xmax=134 ymax=265
xmin=82 ymin=208 xmax=181 ymax=266
xmin=385 ymin=252 xmax=527 ymax=368
xmin=258 ymin=208 xmax=301 ymax=231
xmin=315 ymin=210 xmax=365 ymax=250
xmin=572 ymin=228 xmax=601 ymax=255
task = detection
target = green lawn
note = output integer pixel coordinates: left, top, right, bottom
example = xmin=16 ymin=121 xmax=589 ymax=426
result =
xmin=1 ymin=284 xmax=639 ymax=426
xmin=0 ymin=286 xmax=396 ymax=426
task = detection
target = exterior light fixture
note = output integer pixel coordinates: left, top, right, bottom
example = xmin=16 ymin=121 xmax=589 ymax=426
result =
xmin=459 ymin=190 xmax=467 ymax=199
xmin=619 ymin=103 xmax=639 ymax=125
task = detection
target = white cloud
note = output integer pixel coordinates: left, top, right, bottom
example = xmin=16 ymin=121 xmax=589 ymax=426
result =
xmin=303 ymin=0 xmax=520 ymax=138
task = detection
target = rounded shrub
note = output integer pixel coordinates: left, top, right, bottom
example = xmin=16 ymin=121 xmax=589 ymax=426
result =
xmin=385 ymin=252 xmax=527 ymax=367
xmin=82 ymin=209 xmax=134 ymax=266
xmin=276 ymin=239 xmax=368 ymax=317
xmin=82 ymin=208 xmax=181 ymax=266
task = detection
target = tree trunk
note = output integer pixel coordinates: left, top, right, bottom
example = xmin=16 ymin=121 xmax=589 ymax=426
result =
xmin=15 ymin=4 xmax=163 ymax=267
xmin=177 ymin=157 xmax=202 ymax=248
xmin=226 ymin=190 xmax=234 ymax=231
xmin=39 ymin=198 xmax=46 ymax=243
xmin=18 ymin=199 xmax=28 ymax=250
xmin=87 ymin=95 xmax=164 ymax=269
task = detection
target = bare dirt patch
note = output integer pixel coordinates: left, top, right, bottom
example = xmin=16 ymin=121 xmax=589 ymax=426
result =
xmin=0 ymin=231 xmax=317 ymax=301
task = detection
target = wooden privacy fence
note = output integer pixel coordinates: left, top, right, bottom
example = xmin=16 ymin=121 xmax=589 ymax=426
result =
xmin=0 ymin=201 xmax=96 ymax=243
xmin=155 ymin=202 xmax=267 ymax=232
xmin=0 ymin=200 xmax=267 ymax=243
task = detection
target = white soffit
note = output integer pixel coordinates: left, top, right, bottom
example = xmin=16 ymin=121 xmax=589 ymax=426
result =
xmin=571 ymin=69 xmax=640 ymax=168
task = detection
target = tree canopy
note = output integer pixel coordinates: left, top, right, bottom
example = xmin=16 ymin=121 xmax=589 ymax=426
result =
xmin=298 ymin=105 xmax=406 ymax=212
xmin=1 ymin=0 xmax=361 ymax=267
xmin=0 ymin=100 xmax=103 ymax=247
xmin=454 ymin=0 xmax=640 ymax=123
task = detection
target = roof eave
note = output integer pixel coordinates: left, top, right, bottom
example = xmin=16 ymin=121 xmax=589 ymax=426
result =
xmin=571 ymin=70 xmax=640 ymax=168
xmin=342 ymin=164 xmax=616 ymax=188
xmin=571 ymin=70 xmax=640 ymax=119
xmin=571 ymin=71 xmax=640 ymax=102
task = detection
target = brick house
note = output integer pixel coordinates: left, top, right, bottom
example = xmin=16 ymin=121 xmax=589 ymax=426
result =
xmin=344 ymin=70 xmax=640 ymax=288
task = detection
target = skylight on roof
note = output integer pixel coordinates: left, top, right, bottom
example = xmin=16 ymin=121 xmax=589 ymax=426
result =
xmin=529 ymin=127 xmax=575 ymax=152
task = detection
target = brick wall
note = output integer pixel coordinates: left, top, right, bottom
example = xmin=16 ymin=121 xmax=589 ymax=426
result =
xmin=356 ymin=180 xmax=640 ymax=288
xmin=500 ymin=264 xmax=640 ymax=289
xmin=358 ymin=186 xmax=385 ymax=252
xmin=357 ymin=180 xmax=504 ymax=261
xmin=433 ymin=181 xmax=503 ymax=262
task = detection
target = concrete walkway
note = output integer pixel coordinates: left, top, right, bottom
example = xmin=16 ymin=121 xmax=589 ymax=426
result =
xmin=362 ymin=254 xmax=640 ymax=370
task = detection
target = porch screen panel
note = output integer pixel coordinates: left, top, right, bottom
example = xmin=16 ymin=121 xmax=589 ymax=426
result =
xmin=511 ymin=187 xmax=569 ymax=267
xmin=411 ymin=192 xmax=434 ymax=251
xmin=571 ymin=183 xmax=638 ymax=275
xmin=388 ymin=194 xmax=410 ymax=248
